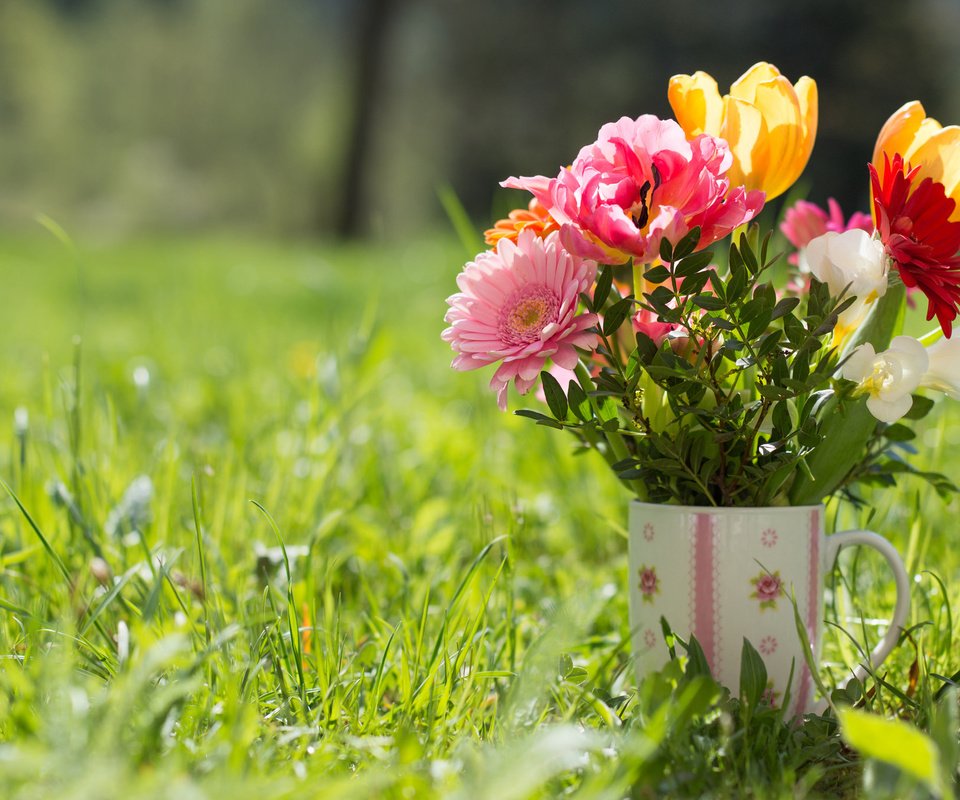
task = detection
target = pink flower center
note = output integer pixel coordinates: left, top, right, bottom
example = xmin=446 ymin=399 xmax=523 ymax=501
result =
xmin=498 ymin=285 xmax=559 ymax=345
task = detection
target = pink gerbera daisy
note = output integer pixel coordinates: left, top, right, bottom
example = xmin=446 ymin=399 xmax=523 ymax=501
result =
xmin=442 ymin=230 xmax=599 ymax=410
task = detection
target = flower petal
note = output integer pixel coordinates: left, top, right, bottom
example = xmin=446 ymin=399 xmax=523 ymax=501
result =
xmin=721 ymin=95 xmax=769 ymax=191
xmin=668 ymin=71 xmax=723 ymax=137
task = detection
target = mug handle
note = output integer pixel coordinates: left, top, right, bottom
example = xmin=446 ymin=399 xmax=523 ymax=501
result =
xmin=825 ymin=530 xmax=911 ymax=685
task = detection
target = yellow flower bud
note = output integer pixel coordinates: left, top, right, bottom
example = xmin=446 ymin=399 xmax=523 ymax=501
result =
xmin=668 ymin=62 xmax=818 ymax=200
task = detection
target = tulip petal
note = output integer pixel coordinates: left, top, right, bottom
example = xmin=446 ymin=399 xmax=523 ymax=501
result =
xmin=795 ymin=76 xmax=818 ymax=160
xmin=721 ymin=96 xmax=769 ymax=192
xmin=729 ymin=62 xmax=781 ymax=104
xmin=752 ymin=78 xmax=804 ymax=198
xmin=673 ymin=63 xmax=816 ymax=200
xmin=668 ymin=71 xmax=723 ymax=137
xmin=907 ymin=125 xmax=960 ymax=219
xmin=872 ymin=101 xmax=930 ymax=170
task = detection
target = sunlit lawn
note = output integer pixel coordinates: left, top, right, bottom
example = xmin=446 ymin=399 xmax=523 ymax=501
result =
xmin=0 ymin=231 xmax=958 ymax=799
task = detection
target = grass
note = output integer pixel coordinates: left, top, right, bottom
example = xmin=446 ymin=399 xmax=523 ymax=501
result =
xmin=0 ymin=231 xmax=959 ymax=798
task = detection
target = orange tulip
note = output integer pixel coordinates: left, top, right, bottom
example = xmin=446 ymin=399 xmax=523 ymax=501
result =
xmin=668 ymin=62 xmax=818 ymax=200
xmin=872 ymin=101 xmax=960 ymax=222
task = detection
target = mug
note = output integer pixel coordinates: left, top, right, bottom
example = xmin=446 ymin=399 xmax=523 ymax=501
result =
xmin=628 ymin=502 xmax=911 ymax=715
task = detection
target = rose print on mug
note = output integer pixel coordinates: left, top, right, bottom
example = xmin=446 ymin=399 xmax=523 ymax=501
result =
xmin=750 ymin=569 xmax=783 ymax=610
xmin=638 ymin=565 xmax=660 ymax=603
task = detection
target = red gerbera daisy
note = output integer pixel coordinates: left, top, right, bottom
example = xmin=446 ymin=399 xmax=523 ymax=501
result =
xmin=870 ymin=153 xmax=960 ymax=337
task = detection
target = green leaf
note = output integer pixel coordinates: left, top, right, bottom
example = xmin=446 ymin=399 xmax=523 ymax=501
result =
xmin=643 ymin=265 xmax=671 ymax=283
xmin=514 ymin=409 xmax=564 ymax=429
xmin=904 ymin=395 xmax=935 ymax=421
xmin=782 ymin=313 xmax=806 ymax=345
xmin=747 ymin=309 xmax=774 ymax=340
xmin=684 ymin=635 xmax=712 ymax=678
xmin=738 ymin=231 xmax=760 ymax=274
xmin=676 ymin=269 xmax=712 ymax=296
xmin=675 ymin=250 xmax=713 ymax=278
xmin=539 ymin=371 xmax=568 ymax=420
xmin=839 ymin=707 xmax=945 ymax=796
xmin=673 ymin=226 xmax=701 ymax=260
xmin=771 ymin=401 xmax=791 ymax=436
xmin=739 ymin=638 xmax=767 ymax=708
xmin=738 ymin=298 xmax=767 ymax=324
xmin=758 ymin=386 xmax=789 ymax=401
xmin=659 ymin=237 xmax=674 ymax=263
xmin=691 ymin=295 xmax=725 ymax=311
xmin=756 ymin=330 xmax=783 ymax=359
xmin=883 ymin=423 xmax=916 ymax=442
xmin=567 ymin=380 xmax=591 ymax=422
xmin=634 ymin=331 xmax=659 ymax=364
xmin=772 ymin=355 xmax=790 ymax=384
xmin=771 ymin=296 xmax=800 ymax=320
xmin=603 ymin=296 xmax=634 ymax=337
xmin=593 ymin=265 xmax=613 ymax=310
xmin=706 ymin=315 xmax=736 ymax=331
xmin=726 ymin=259 xmax=748 ymax=303
xmin=597 ymin=397 xmax=619 ymax=424
xmin=792 ymin=349 xmax=810 ymax=383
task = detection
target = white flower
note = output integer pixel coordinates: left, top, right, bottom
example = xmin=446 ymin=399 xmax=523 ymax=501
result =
xmin=804 ymin=230 xmax=890 ymax=350
xmin=804 ymin=229 xmax=888 ymax=301
xmin=921 ymin=334 xmax=960 ymax=399
xmin=841 ymin=336 xmax=929 ymax=423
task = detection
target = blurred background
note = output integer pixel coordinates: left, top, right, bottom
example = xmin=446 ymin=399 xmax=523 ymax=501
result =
xmin=2 ymin=0 xmax=960 ymax=242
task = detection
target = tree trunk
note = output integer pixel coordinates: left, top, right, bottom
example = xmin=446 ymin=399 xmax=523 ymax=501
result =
xmin=333 ymin=0 xmax=398 ymax=238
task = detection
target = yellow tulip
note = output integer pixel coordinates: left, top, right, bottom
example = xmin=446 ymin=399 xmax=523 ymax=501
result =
xmin=668 ymin=62 xmax=818 ymax=200
xmin=873 ymin=101 xmax=960 ymax=221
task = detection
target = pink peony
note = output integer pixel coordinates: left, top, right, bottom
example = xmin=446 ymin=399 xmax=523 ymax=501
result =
xmin=442 ymin=230 xmax=599 ymax=410
xmin=780 ymin=198 xmax=873 ymax=263
xmin=503 ymin=115 xmax=765 ymax=265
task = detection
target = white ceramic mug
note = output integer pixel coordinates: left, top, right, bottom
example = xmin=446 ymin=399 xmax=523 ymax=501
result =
xmin=628 ymin=502 xmax=911 ymax=715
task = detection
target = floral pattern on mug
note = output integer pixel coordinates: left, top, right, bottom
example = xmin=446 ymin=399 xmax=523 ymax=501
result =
xmin=643 ymin=523 xmax=655 ymax=542
xmin=643 ymin=628 xmax=657 ymax=649
xmin=758 ymin=635 xmax=778 ymax=656
xmin=638 ymin=565 xmax=660 ymax=603
xmin=750 ymin=569 xmax=783 ymax=610
xmin=761 ymin=528 xmax=778 ymax=548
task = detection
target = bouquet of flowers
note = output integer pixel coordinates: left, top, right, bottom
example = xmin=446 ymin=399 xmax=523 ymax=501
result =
xmin=443 ymin=63 xmax=960 ymax=507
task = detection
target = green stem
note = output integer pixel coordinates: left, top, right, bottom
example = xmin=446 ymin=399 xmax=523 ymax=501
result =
xmin=632 ymin=259 xmax=643 ymax=301
xmin=919 ymin=326 xmax=944 ymax=347
xmin=574 ymin=362 xmax=647 ymax=500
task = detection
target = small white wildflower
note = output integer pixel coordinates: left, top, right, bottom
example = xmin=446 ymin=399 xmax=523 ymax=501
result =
xmin=13 ymin=407 xmax=28 ymax=437
xmin=116 ymin=620 xmax=130 ymax=663
xmin=105 ymin=475 xmax=154 ymax=538
xmin=132 ymin=365 xmax=151 ymax=389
